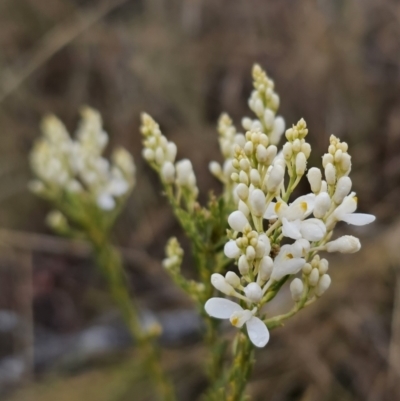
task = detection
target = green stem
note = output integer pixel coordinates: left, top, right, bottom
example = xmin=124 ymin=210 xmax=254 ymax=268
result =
xmin=92 ymin=236 xmax=176 ymax=401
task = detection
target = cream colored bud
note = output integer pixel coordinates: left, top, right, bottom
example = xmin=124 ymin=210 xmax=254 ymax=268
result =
xmin=266 ymin=145 xmax=278 ymax=165
xmin=282 ymin=142 xmax=293 ymax=160
xmin=259 ymin=256 xmax=274 ymax=280
xmin=309 ymin=268 xmax=320 ymax=287
xmin=295 ymin=152 xmax=307 ymax=175
xmin=250 ymin=169 xmax=261 ymax=186
xmin=238 ymin=200 xmax=250 ymax=217
xmin=236 ymin=183 xmax=249 ymax=201
xmin=302 ymin=263 xmax=312 ymax=275
xmin=318 ymin=258 xmax=329 ymax=274
xmin=166 ymin=142 xmax=177 ymax=162
xmin=228 ymin=210 xmax=249 ymax=232
xmin=209 ymin=161 xmax=222 ymax=177
xmin=307 ymin=167 xmax=322 ymax=193
xmin=256 ymin=144 xmax=268 ymax=163
xmin=267 ymin=165 xmax=284 ymax=193
xmin=259 ymin=134 xmax=269 ymax=147
xmin=264 ymin=109 xmax=274 ymax=130
xmin=254 ymin=99 xmax=264 ymax=116
xmin=334 ymin=149 xmax=342 ymax=162
xmin=333 ymin=176 xmax=352 ymax=204
xmin=231 ymin=172 xmax=239 ymax=182
xmin=239 ymin=171 xmax=249 ymax=185
xmin=290 ymin=278 xmax=304 ymax=301
xmin=242 ymin=117 xmax=253 ymax=130
xmin=314 ymin=192 xmax=331 ymax=218
xmin=246 ymin=246 xmax=256 ymax=261
xmin=301 ymin=143 xmax=311 ymax=159
xmin=155 ymin=147 xmax=165 ymax=165
xmin=211 ymin=273 xmax=235 ymax=295
xmin=292 ymin=139 xmax=301 ymax=152
xmin=326 ymin=235 xmax=361 ymax=253
xmin=315 ymin=274 xmax=331 ymax=296
xmin=270 ymin=93 xmax=280 ymax=109
xmin=322 ymin=153 xmax=334 ymax=168
xmin=244 ymin=283 xmax=262 ymax=303
xmin=238 ymin=254 xmax=250 ymax=275
xmin=244 ymin=141 xmax=254 ymax=156
xmin=340 ymin=153 xmax=352 ymax=172
xmin=161 ymin=162 xmax=175 ymax=184
xmin=225 ymin=271 xmax=241 ymax=288
xmin=325 ymin=163 xmax=336 ymax=185
xmin=142 ymin=148 xmax=155 ymax=162
xmin=320 ymin=180 xmax=328 ymax=193
xmin=234 ymin=134 xmax=246 ymax=148
xmin=285 ymin=128 xmax=294 ymax=141
xmin=239 ymin=158 xmax=250 ymax=171
xmin=249 ymin=188 xmax=266 ymax=217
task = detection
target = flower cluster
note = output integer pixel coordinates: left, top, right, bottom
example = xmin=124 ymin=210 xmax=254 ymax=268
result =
xmin=141 ymin=113 xmax=198 ymax=210
xmin=205 ymin=65 xmax=375 ymax=348
xmin=30 ymin=107 xmax=136 ymax=213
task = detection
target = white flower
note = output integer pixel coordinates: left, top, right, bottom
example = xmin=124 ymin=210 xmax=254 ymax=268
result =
xmin=332 ymin=193 xmax=375 ymax=226
xmin=325 ymin=235 xmax=361 ymax=253
xmin=270 ymin=244 xmax=306 ymax=281
xmin=264 ymin=194 xmax=315 ymax=221
xmin=282 ymin=217 xmax=326 ymax=241
xmin=205 ymin=298 xmax=270 ymax=348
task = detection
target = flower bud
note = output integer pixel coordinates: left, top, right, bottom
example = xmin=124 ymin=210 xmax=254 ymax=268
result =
xmin=326 ymin=235 xmax=361 ymax=253
xmin=246 ymin=245 xmax=256 ymax=261
xmin=314 ymin=192 xmax=331 ymax=218
xmin=341 ymin=153 xmax=351 ymax=172
xmin=301 ymin=143 xmax=311 ymax=159
xmin=264 ymin=109 xmax=274 ymax=129
xmin=307 ymin=167 xmax=322 ymax=193
xmin=166 ymin=142 xmax=177 ymax=162
xmin=254 ymin=99 xmax=264 ymax=116
xmin=333 ymin=176 xmax=352 ymax=204
xmin=225 ymin=271 xmax=241 ymax=288
xmin=242 ymin=117 xmax=252 ymax=130
xmin=155 ymin=147 xmax=165 ymax=165
xmin=209 ymin=161 xmax=222 ymax=177
xmin=292 ymin=139 xmax=301 ymax=153
xmin=302 ymin=263 xmax=312 ymax=275
xmin=176 ymin=159 xmax=194 ymax=186
xmin=322 ymin=153 xmax=334 ymax=168
xmin=282 ymin=142 xmax=293 ymax=160
xmin=259 ymin=256 xmax=274 ymax=280
xmin=224 ymin=240 xmax=241 ymax=259
xmin=315 ymin=274 xmax=331 ymax=296
xmin=290 ymin=278 xmax=304 ymax=301
xmin=244 ymin=283 xmax=262 ymax=303
xmin=236 ymin=183 xmax=249 ymax=201
xmin=250 ymin=169 xmax=261 ymax=186
xmin=228 ymin=211 xmax=249 ymax=232
xmin=318 ymin=258 xmax=329 ymax=274
xmin=244 ymin=141 xmax=254 ymax=156
xmin=238 ymin=200 xmax=250 ymax=217
xmin=325 ymin=163 xmax=336 ymax=185
xmin=161 ymin=162 xmax=175 ymax=184
xmin=142 ymin=148 xmax=155 ymax=162
xmin=267 ymin=165 xmax=284 ymax=193
xmin=265 ymin=145 xmax=278 ymax=165
xmin=249 ymin=188 xmax=266 ymax=217
xmin=238 ymin=254 xmax=250 ymax=275
xmin=211 ymin=273 xmax=235 ymax=295
xmin=239 ymin=170 xmax=249 ymax=185
xmin=309 ymin=268 xmax=320 ymax=287
xmin=256 ymin=144 xmax=268 ymax=163
xmin=295 ymin=152 xmax=307 ymax=175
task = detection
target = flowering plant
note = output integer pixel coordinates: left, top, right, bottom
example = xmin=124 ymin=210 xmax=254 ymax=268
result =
xmin=30 ymin=64 xmax=375 ymax=400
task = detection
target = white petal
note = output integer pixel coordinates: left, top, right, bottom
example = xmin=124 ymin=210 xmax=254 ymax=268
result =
xmin=299 ymin=218 xmax=326 ymax=241
xmin=246 ymin=316 xmax=270 ymax=348
xmin=290 ymin=194 xmax=316 ymax=218
xmin=205 ymin=298 xmax=242 ymax=319
xmin=228 ymin=210 xmax=249 ymax=232
xmin=224 ymin=240 xmax=241 ymax=259
xmin=341 ymin=213 xmax=376 ymax=226
xmin=263 ymin=202 xmax=277 ymax=219
xmin=271 ymin=258 xmax=305 ymax=281
xmin=282 ymin=218 xmax=302 ymax=240
xmin=258 ymin=233 xmax=271 ymax=256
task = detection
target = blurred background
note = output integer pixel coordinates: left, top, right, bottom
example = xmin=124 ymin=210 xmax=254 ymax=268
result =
xmin=0 ymin=0 xmax=399 ymax=400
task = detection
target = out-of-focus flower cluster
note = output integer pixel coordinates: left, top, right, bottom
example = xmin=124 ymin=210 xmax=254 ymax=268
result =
xmin=205 ymin=65 xmax=376 ymax=348
xmin=30 ymin=107 xmax=135 ymax=213
xmin=141 ymin=113 xmax=198 ymax=211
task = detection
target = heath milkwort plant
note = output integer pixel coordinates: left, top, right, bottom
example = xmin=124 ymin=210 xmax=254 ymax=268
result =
xmin=142 ymin=64 xmax=375 ymax=399
xmin=29 ymin=108 xmax=176 ymax=401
